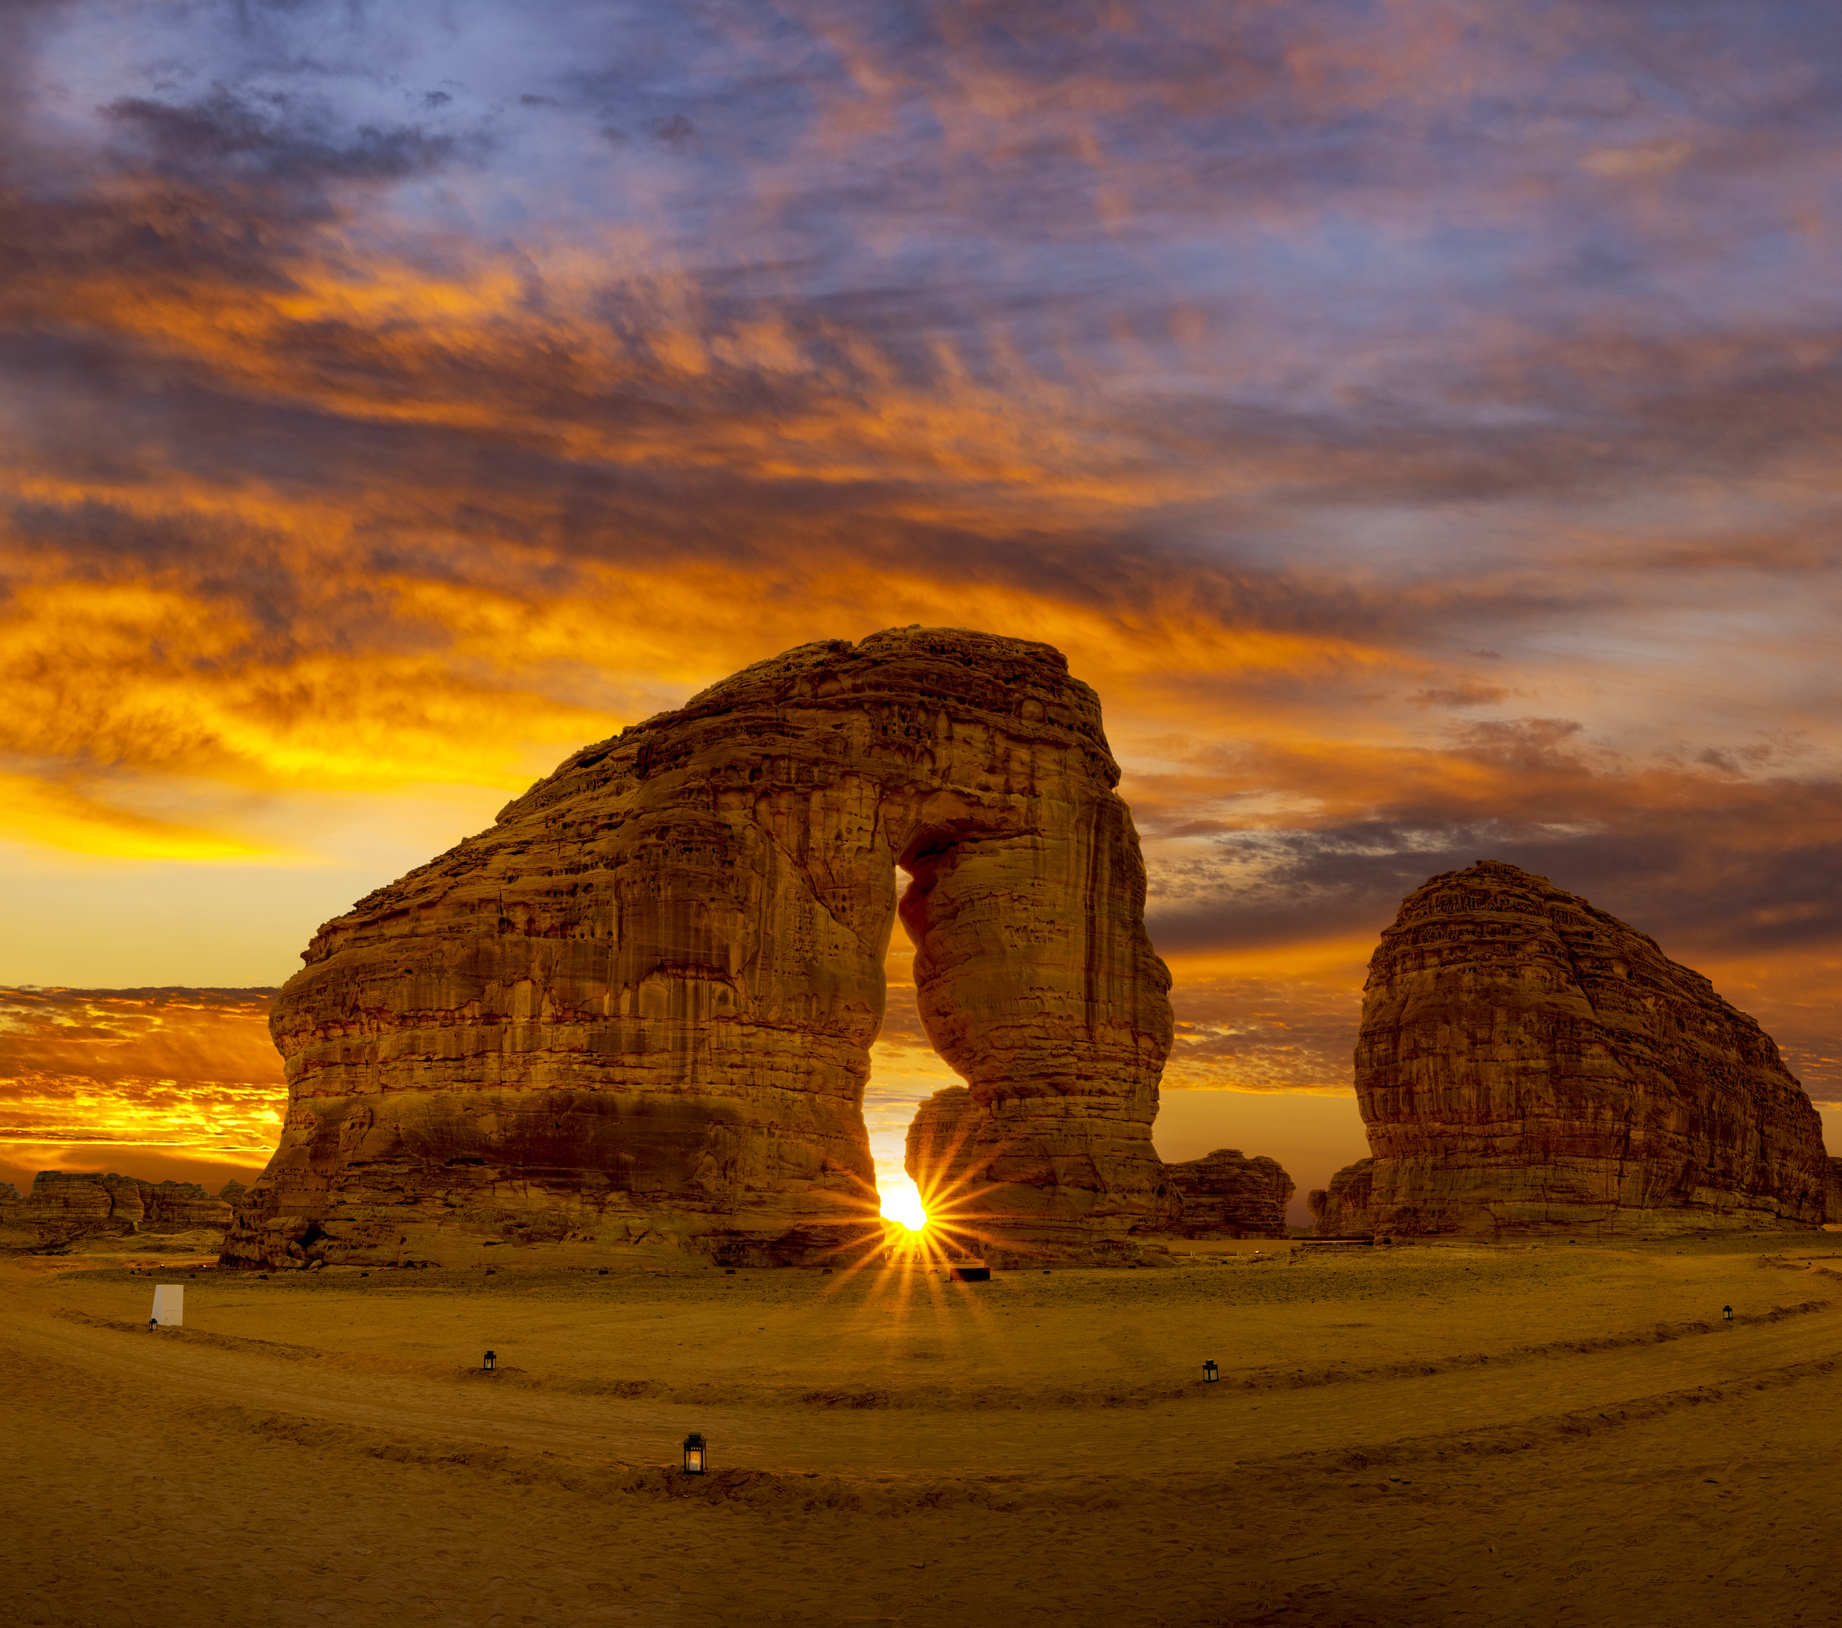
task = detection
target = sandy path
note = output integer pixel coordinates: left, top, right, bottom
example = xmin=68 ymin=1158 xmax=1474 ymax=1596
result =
xmin=10 ymin=1245 xmax=1842 ymax=1627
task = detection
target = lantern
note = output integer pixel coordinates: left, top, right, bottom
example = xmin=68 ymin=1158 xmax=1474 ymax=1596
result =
xmin=1722 ymin=1306 xmax=1733 ymax=1322
xmin=484 ymin=1349 xmax=497 ymax=1371
xmin=1203 ymin=1360 xmax=1219 ymax=1384
xmin=682 ymin=1432 xmax=707 ymax=1475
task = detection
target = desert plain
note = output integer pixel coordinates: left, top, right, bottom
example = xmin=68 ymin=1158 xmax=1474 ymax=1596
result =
xmin=9 ymin=1234 xmax=1842 ymax=1628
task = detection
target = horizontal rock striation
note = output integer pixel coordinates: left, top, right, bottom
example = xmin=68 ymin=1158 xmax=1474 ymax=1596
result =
xmin=227 ymin=627 xmax=1176 ymax=1270
xmin=1161 ymin=1148 xmax=1294 ymax=1238
xmin=6 ymin=1172 xmax=232 ymax=1247
xmin=1336 ymin=860 xmax=1827 ymax=1238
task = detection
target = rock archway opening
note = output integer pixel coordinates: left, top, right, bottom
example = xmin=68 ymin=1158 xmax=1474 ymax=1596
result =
xmin=869 ymin=863 xmax=951 ymax=1237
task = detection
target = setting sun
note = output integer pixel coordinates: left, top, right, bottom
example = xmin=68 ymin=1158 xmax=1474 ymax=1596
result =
xmin=879 ymin=1176 xmax=928 ymax=1233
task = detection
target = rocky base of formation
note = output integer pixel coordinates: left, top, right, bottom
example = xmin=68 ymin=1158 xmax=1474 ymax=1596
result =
xmin=221 ymin=1180 xmax=881 ymax=1272
xmin=906 ymin=1089 xmax=1295 ymax=1252
xmin=226 ymin=628 xmax=1179 ymax=1271
xmin=1335 ymin=860 xmax=1828 ymax=1239
xmin=0 ymin=1172 xmax=234 ymax=1250
xmin=1160 ymin=1149 xmax=1294 ymax=1238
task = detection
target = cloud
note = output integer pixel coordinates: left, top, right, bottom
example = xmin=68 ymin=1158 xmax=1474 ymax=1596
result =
xmin=1581 ymin=139 xmax=1694 ymax=179
xmin=1411 ymin=683 xmax=1510 ymax=709
xmin=0 ymin=987 xmax=286 ymax=1173
xmin=0 ymin=0 xmax=1838 ymax=1123
xmin=101 ymin=89 xmax=481 ymax=190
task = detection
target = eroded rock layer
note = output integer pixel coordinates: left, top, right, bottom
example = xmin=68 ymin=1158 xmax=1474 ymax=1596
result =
xmin=1306 ymin=1159 xmax=1374 ymax=1237
xmin=5 ymin=1172 xmax=231 ymax=1247
xmin=1347 ymin=861 xmax=1826 ymax=1237
xmin=226 ymin=628 xmax=1175 ymax=1269
xmin=1161 ymin=1148 xmax=1294 ymax=1238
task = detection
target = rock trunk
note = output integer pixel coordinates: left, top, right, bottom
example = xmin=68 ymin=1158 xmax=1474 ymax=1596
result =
xmin=1335 ymin=861 xmax=1826 ymax=1238
xmin=226 ymin=628 xmax=1176 ymax=1269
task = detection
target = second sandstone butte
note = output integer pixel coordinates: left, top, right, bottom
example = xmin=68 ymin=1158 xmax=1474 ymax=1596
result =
xmin=1159 ymin=1149 xmax=1294 ymax=1239
xmin=1315 ymin=861 xmax=1826 ymax=1237
xmin=225 ymin=627 xmax=1177 ymax=1269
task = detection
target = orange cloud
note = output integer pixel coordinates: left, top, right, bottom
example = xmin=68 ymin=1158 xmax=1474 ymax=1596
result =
xmin=2 ymin=0 xmax=1839 ymax=1169
xmin=0 ymin=988 xmax=286 ymax=1168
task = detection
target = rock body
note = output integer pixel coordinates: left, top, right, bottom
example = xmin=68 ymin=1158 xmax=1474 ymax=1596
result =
xmin=1826 ymin=1158 xmax=1842 ymax=1226
xmin=9 ymin=1172 xmax=231 ymax=1246
xmin=226 ymin=628 xmax=1176 ymax=1270
xmin=1327 ymin=861 xmax=1827 ymax=1238
xmin=1306 ymin=1160 xmax=1375 ymax=1237
xmin=1160 ymin=1148 xmax=1295 ymax=1238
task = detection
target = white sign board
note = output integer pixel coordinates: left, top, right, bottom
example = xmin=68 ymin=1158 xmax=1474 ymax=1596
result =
xmin=151 ymin=1284 xmax=184 ymax=1327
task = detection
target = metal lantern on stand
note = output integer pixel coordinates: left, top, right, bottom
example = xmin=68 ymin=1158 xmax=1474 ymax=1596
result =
xmin=1203 ymin=1360 xmax=1220 ymax=1384
xmin=682 ymin=1432 xmax=708 ymax=1475
xmin=1722 ymin=1306 xmax=1733 ymax=1322
xmin=484 ymin=1349 xmax=497 ymax=1371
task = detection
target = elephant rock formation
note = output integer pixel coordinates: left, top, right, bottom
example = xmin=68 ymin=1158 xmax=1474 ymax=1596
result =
xmin=225 ymin=627 xmax=1177 ymax=1269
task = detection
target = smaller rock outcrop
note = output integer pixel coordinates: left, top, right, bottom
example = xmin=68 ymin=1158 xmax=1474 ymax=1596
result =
xmin=1307 ymin=1159 xmax=1375 ymax=1237
xmin=0 ymin=1187 xmax=27 ymax=1252
xmin=1162 ymin=1149 xmax=1294 ymax=1237
xmin=15 ymin=1172 xmax=232 ymax=1247
xmin=1348 ymin=861 xmax=1826 ymax=1236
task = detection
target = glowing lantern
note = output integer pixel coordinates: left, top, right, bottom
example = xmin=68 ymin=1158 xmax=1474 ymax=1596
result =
xmin=484 ymin=1350 xmax=497 ymax=1371
xmin=1722 ymin=1306 xmax=1733 ymax=1322
xmin=682 ymin=1432 xmax=708 ymax=1475
xmin=1203 ymin=1360 xmax=1220 ymax=1384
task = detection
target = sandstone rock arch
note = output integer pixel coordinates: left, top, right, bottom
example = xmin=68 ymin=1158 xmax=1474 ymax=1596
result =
xmin=224 ymin=628 xmax=1178 ymax=1269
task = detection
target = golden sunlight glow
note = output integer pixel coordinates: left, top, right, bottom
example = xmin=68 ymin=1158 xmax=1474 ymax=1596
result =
xmin=0 ymin=990 xmax=287 ymax=1171
xmin=879 ymin=1174 xmax=928 ymax=1232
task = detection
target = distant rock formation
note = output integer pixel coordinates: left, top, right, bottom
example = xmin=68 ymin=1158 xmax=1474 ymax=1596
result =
xmin=216 ymin=1179 xmax=249 ymax=1204
xmin=1160 ymin=1148 xmax=1294 ymax=1237
xmin=5 ymin=1172 xmax=231 ymax=1247
xmin=1322 ymin=861 xmax=1827 ymax=1237
xmin=1826 ymin=1157 xmax=1842 ymax=1226
xmin=1307 ymin=1158 xmax=1374 ymax=1237
xmin=227 ymin=628 xmax=1177 ymax=1270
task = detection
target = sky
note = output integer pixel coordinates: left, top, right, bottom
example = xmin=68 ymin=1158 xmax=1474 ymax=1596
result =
xmin=4 ymin=0 xmax=1840 ymax=1219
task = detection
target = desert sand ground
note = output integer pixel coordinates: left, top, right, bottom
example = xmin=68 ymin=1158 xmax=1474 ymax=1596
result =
xmin=8 ymin=1234 xmax=1842 ymax=1628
